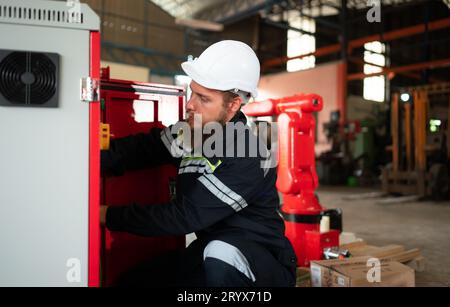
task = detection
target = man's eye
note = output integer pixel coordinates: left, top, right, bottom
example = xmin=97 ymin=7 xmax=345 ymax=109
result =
xmin=200 ymin=97 xmax=208 ymax=103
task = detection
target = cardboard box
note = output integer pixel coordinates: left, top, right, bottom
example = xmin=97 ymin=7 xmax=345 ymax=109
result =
xmin=310 ymin=256 xmax=415 ymax=287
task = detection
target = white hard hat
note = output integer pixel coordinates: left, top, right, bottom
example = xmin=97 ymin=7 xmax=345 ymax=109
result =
xmin=181 ymin=40 xmax=260 ymax=98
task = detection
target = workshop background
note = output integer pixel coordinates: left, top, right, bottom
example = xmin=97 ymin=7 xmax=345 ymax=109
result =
xmin=1 ymin=0 xmax=450 ymax=287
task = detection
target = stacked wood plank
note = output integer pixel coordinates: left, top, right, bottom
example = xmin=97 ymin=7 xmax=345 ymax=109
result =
xmin=339 ymin=241 xmax=425 ymax=272
xmin=296 ymin=240 xmax=425 ymax=287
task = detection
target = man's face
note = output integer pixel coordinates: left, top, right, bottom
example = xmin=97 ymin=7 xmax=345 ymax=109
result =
xmin=186 ymin=81 xmax=237 ymax=128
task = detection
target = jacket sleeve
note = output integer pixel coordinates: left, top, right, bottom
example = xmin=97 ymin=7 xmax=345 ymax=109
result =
xmin=101 ymin=126 xmax=182 ymax=176
xmin=105 ymin=157 xmax=266 ymax=236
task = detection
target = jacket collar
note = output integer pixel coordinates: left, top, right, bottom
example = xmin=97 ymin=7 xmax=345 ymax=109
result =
xmin=229 ymin=111 xmax=247 ymax=125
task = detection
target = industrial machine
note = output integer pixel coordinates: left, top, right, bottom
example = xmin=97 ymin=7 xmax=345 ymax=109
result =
xmin=317 ymin=109 xmax=388 ymax=187
xmin=0 ymin=0 xmax=101 ymax=286
xmin=243 ymin=94 xmax=343 ymax=267
xmin=382 ymin=83 xmax=450 ymax=200
xmin=316 ymin=111 xmax=360 ymax=185
xmin=99 ymin=67 xmax=186 ymax=286
xmin=0 ymin=0 xmax=185 ymax=286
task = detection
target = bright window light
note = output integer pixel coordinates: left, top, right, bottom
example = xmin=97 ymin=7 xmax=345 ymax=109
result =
xmin=175 ymin=74 xmax=192 ymax=100
xmin=430 ymin=119 xmax=442 ymax=132
xmin=286 ymin=11 xmax=316 ymax=72
xmin=400 ymin=93 xmax=410 ymax=102
xmin=133 ymin=100 xmax=154 ymax=123
xmin=363 ymin=41 xmax=386 ymax=102
xmin=175 ymin=75 xmax=191 ymax=87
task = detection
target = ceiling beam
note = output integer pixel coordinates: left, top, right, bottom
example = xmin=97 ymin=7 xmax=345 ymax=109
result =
xmin=263 ymin=17 xmax=450 ymax=70
xmin=347 ymin=58 xmax=450 ymax=80
xmin=194 ymin=0 xmax=285 ymax=25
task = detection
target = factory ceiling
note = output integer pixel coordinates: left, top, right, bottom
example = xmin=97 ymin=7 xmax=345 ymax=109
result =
xmin=148 ymin=0 xmax=445 ymax=24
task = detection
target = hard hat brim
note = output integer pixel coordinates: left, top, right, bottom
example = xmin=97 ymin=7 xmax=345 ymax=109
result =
xmin=181 ymin=61 xmax=258 ymax=98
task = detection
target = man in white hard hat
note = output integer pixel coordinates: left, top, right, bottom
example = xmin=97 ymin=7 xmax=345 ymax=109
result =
xmin=101 ymin=40 xmax=297 ymax=287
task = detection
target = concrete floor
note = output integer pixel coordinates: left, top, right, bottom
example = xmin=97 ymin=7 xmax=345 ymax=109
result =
xmin=316 ymin=186 xmax=450 ymax=287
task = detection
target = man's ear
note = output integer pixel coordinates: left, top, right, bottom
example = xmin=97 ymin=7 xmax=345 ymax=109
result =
xmin=229 ymin=96 xmax=242 ymax=113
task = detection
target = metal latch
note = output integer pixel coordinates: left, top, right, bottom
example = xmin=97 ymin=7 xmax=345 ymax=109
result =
xmin=100 ymin=123 xmax=111 ymax=150
xmin=323 ymin=247 xmax=351 ymax=260
xmin=80 ymin=77 xmax=100 ymax=102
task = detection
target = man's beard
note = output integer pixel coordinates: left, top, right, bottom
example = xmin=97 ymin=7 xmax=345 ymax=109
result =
xmin=217 ymin=105 xmax=229 ymax=126
xmin=187 ymin=105 xmax=229 ymax=150
xmin=187 ymin=105 xmax=229 ymax=128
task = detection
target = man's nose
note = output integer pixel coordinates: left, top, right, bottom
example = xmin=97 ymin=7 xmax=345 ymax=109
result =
xmin=186 ymin=97 xmax=195 ymax=111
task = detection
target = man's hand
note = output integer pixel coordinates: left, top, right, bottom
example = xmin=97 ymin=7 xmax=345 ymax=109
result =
xmin=100 ymin=205 xmax=108 ymax=226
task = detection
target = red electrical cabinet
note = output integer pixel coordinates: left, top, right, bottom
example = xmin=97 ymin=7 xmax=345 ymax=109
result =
xmin=98 ymin=68 xmax=186 ymax=286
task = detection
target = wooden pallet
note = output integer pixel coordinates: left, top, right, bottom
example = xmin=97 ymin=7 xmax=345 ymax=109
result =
xmin=339 ymin=241 xmax=425 ymax=272
xmin=295 ymin=240 xmax=425 ymax=286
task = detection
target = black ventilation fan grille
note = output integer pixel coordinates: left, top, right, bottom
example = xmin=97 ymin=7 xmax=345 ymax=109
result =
xmin=0 ymin=50 xmax=59 ymax=108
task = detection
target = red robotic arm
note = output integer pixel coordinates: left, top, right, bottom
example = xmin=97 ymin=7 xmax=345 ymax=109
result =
xmin=243 ymin=94 xmax=322 ymax=197
xmin=243 ymin=94 xmax=341 ymax=267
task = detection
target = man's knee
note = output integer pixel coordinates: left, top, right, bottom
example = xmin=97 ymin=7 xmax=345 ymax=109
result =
xmin=203 ymin=240 xmax=255 ymax=286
